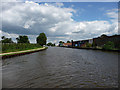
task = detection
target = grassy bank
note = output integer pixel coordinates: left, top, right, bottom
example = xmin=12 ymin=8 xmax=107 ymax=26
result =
xmin=1 ymin=43 xmax=43 ymax=53
xmin=1 ymin=47 xmax=48 ymax=59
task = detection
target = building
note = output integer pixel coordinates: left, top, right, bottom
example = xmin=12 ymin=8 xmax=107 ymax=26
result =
xmin=71 ymin=34 xmax=120 ymax=48
xmin=63 ymin=43 xmax=72 ymax=47
xmin=72 ymin=39 xmax=92 ymax=47
xmin=93 ymin=34 xmax=120 ymax=48
xmin=88 ymin=39 xmax=93 ymax=44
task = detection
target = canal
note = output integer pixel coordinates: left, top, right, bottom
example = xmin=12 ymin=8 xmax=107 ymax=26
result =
xmin=2 ymin=47 xmax=118 ymax=88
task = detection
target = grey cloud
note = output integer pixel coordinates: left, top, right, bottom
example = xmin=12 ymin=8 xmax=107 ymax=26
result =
xmin=2 ymin=22 xmax=33 ymax=35
xmin=72 ymin=30 xmax=85 ymax=33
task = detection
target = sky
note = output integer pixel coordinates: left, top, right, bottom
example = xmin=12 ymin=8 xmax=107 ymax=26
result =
xmin=0 ymin=1 xmax=119 ymax=44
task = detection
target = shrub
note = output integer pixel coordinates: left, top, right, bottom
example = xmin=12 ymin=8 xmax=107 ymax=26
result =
xmin=2 ymin=43 xmax=42 ymax=53
xmin=86 ymin=42 xmax=92 ymax=48
xmin=102 ymin=41 xmax=115 ymax=50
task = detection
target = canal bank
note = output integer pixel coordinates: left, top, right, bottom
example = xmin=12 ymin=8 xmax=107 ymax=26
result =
xmin=0 ymin=47 xmax=48 ymax=59
xmin=60 ymin=46 xmax=120 ymax=52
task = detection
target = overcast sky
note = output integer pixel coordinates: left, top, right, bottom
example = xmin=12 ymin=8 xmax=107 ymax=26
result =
xmin=1 ymin=1 xmax=119 ymax=44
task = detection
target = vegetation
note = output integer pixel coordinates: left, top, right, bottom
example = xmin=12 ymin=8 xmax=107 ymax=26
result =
xmin=1 ymin=36 xmax=14 ymax=43
xmin=16 ymin=35 xmax=30 ymax=43
xmin=36 ymin=33 xmax=47 ymax=46
xmin=86 ymin=42 xmax=92 ymax=48
xmin=2 ymin=43 xmax=42 ymax=53
xmin=100 ymin=34 xmax=107 ymax=38
xmin=59 ymin=41 xmax=64 ymax=44
xmin=59 ymin=41 xmax=64 ymax=46
xmin=92 ymin=42 xmax=97 ymax=48
xmin=47 ymin=42 xmax=55 ymax=46
xmin=67 ymin=41 xmax=70 ymax=43
xmin=1 ymin=33 xmax=47 ymax=53
xmin=102 ymin=41 xmax=115 ymax=50
xmin=94 ymin=34 xmax=120 ymax=50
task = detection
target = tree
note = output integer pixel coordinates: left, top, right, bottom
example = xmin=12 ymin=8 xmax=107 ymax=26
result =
xmin=53 ymin=43 xmax=55 ymax=46
xmin=1 ymin=36 xmax=5 ymax=39
xmin=1 ymin=36 xmax=13 ymax=43
xmin=67 ymin=41 xmax=70 ymax=43
xmin=59 ymin=41 xmax=64 ymax=46
xmin=59 ymin=41 xmax=64 ymax=44
xmin=92 ymin=42 xmax=97 ymax=48
xmin=47 ymin=42 xmax=56 ymax=46
xmin=16 ymin=35 xmax=30 ymax=43
xmin=101 ymin=34 xmax=107 ymax=38
xmin=36 ymin=33 xmax=47 ymax=46
xmin=47 ymin=42 xmax=53 ymax=46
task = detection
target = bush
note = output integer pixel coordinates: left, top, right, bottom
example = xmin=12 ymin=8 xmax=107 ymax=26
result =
xmin=2 ymin=43 xmax=42 ymax=53
xmin=102 ymin=41 xmax=115 ymax=50
xmin=86 ymin=42 xmax=92 ymax=48
xmin=47 ymin=42 xmax=55 ymax=46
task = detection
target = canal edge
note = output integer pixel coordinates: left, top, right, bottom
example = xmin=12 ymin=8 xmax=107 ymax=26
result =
xmin=0 ymin=47 xmax=48 ymax=59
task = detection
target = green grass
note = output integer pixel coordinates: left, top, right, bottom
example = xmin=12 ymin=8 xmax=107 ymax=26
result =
xmin=1 ymin=47 xmax=46 ymax=56
xmin=1 ymin=43 xmax=43 ymax=53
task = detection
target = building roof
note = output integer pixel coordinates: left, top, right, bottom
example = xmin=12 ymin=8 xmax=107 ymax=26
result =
xmin=63 ymin=43 xmax=72 ymax=46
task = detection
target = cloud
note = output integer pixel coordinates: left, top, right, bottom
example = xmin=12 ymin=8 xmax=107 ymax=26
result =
xmin=54 ymin=2 xmax=64 ymax=7
xmin=106 ymin=9 xmax=118 ymax=22
xmin=2 ymin=0 xmax=22 ymax=2
xmin=2 ymin=1 xmax=75 ymax=36
xmin=105 ymin=9 xmax=118 ymax=34
xmin=2 ymin=0 xmax=119 ymax=2
xmin=0 ymin=30 xmax=19 ymax=42
xmin=1 ymin=1 xmax=118 ymax=43
xmin=0 ymin=30 xmax=38 ymax=43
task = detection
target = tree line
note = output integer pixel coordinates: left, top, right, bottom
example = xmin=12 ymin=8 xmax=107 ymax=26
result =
xmin=1 ymin=33 xmax=47 ymax=46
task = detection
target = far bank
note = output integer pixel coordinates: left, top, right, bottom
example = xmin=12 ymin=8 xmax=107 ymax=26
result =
xmin=59 ymin=46 xmax=120 ymax=52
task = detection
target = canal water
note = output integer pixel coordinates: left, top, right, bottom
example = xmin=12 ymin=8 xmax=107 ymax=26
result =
xmin=2 ymin=47 xmax=118 ymax=88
